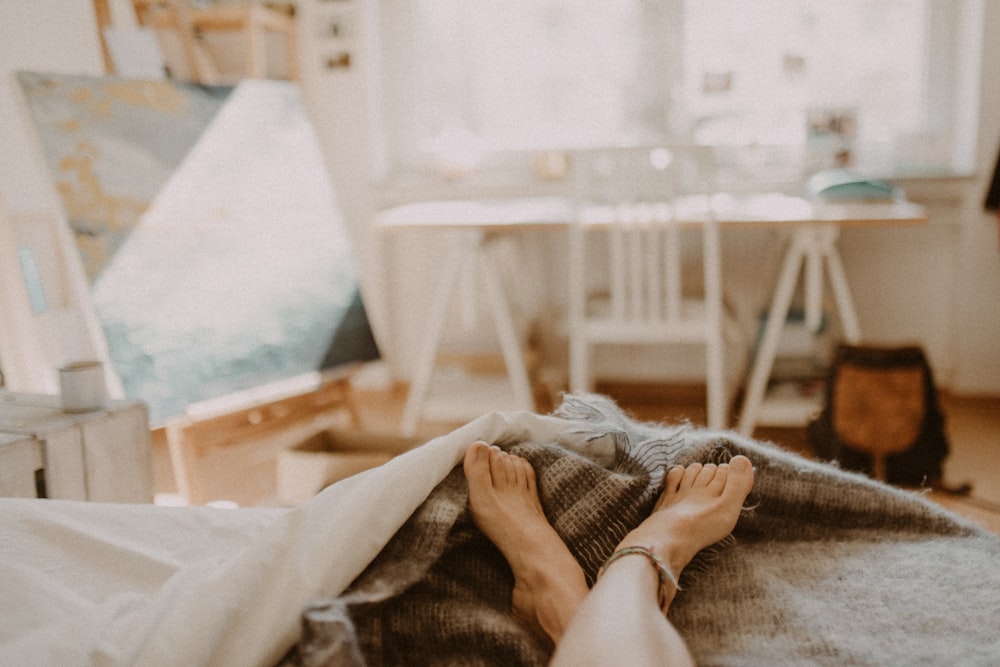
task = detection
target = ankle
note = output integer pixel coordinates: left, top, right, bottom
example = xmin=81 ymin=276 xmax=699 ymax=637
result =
xmin=519 ymin=550 xmax=586 ymax=596
xmin=512 ymin=557 xmax=587 ymax=643
xmin=618 ymin=531 xmax=691 ymax=579
xmin=599 ymin=545 xmax=682 ymax=611
xmin=535 ymin=575 xmax=587 ymax=640
xmin=593 ymin=553 xmax=668 ymax=611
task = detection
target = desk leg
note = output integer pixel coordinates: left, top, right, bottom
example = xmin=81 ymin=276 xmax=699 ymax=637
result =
xmin=478 ymin=238 xmax=534 ymax=414
xmin=819 ymin=226 xmax=861 ymax=342
xmin=400 ymin=235 xmax=471 ymax=436
xmin=805 ymin=232 xmax=824 ymax=332
xmin=400 ymin=233 xmax=536 ymax=436
xmin=738 ymin=225 xmax=863 ymax=436
xmin=738 ymin=230 xmax=811 ymax=436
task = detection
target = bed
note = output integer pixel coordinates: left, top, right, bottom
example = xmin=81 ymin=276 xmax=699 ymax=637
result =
xmin=3 ymin=393 xmax=999 ymax=666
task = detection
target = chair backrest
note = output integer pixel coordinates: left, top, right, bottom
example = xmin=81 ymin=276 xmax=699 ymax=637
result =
xmin=570 ymin=145 xmax=721 ymax=332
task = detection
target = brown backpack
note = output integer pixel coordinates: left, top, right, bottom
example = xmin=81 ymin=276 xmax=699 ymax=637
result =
xmin=806 ymin=344 xmax=950 ymax=487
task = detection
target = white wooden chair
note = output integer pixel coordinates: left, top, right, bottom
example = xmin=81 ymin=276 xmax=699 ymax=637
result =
xmin=567 ymin=146 xmax=729 ymax=429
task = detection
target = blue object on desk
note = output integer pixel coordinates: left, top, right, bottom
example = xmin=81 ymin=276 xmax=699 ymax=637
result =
xmin=805 ymin=169 xmax=903 ymax=201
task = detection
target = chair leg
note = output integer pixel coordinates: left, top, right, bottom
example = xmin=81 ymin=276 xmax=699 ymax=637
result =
xmin=705 ymin=335 xmax=726 ymax=430
xmin=568 ymin=337 xmax=589 ymax=394
xmin=244 ymin=8 xmax=266 ymax=78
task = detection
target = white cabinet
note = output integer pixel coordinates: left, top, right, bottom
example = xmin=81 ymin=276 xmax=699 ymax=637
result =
xmin=0 ymin=392 xmax=152 ymax=503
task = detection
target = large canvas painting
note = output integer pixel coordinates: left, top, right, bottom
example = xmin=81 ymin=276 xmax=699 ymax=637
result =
xmin=17 ymin=72 xmax=378 ymax=424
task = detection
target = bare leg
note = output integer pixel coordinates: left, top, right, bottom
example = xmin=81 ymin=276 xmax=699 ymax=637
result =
xmin=551 ymin=457 xmax=755 ymax=667
xmin=463 ymin=441 xmax=588 ymax=645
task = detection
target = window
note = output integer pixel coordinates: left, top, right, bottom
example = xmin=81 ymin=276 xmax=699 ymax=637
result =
xmin=378 ymin=0 xmax=980 ymax=179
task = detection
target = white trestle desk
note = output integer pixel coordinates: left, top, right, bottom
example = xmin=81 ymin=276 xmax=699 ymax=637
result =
xmin=377 ymin=195 xmax=926 ymax=436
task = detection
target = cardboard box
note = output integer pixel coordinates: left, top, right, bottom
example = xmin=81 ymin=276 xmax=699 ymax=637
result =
xmin=277 ymin=428 xmax=422 ymax=505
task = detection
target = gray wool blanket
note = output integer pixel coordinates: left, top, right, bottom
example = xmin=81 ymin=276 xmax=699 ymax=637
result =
xmin=283 ymin=394 xmax=1000 ymax=666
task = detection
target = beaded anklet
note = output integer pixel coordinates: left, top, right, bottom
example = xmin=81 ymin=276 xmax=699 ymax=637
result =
xmin=597 ymin=545 xmax=681 ymax=610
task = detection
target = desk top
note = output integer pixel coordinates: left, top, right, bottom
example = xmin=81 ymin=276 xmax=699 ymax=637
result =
xmin=377 ymin=194 xmax=927 ymax=231
xmin=0 ymin=431 xmax=34 ymax=446
xmin=0 ymin=391 xmax=145 ymax=435
xmin=377 ymin=197 xmax=574 ymax=232
xmin=706 ymin=193 xmax=927 ymax=228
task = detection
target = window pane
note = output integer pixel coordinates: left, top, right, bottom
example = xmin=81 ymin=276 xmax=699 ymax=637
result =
xmin=683 ymin=0 xmax=928 ymax=170
xmin=384 ymin=0 xmax=961 ymax=175
xmin=409 ymin=0 xmax=663 ymax=151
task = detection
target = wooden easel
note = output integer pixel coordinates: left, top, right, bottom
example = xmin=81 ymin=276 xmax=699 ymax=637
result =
xmin=165 ymin=369 xmax=360 ymax=505
xmin=136 ymin=0 xmax=297 ymax=83
xmin=92 ymin=0 xmax=117 ymax=74
xmin=95 ymin=0 xmax=297 ymax=83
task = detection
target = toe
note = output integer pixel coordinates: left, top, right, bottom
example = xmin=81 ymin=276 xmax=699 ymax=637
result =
xmin=727 ymin=456 xmax=755 ymax=495
xmin=485 ymin=447 xmax=504 ymax=484
xmin=695 ymin=463 xmax=718 ymax=487
xmin=521 ymin=458 xmax=538 ymax=493
xmin=708 ymin=462 xmax=730 ymax=492
xmin=464 ymin=441 xmax=490 ymax=476
xmin=664 ymin=465 xmax=685 ymax=495
xmin=678 ymin=463 xmax=703 ymax=492
xmin=498 ymin=451 xmax=519 ymax=486
xmin=730 ymin=455 xmax=752 ymax=473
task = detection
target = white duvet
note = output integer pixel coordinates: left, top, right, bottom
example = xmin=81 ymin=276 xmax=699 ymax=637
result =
xmin=0 ymin=410 xmax=576 ymax=667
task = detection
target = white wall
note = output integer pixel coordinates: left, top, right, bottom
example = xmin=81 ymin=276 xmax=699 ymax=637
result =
xmin=838 ymin=0 xmax=1000 ymax=395
xmin=0 ymin=1 xmax=104 ymax=214
xmin=294 ymin=0 xmax=393 ymax=366
xmin=0 ymin=1 xmax=117 ymax=393
xmin=951 ymin=0 xmax=1000 ymax=393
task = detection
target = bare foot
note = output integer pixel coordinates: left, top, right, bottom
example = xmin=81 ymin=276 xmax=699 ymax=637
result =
xmin=463 ymin=441 xmax=588 ymax=644
xmin=614 ymin=456 xmax=755 ymax=609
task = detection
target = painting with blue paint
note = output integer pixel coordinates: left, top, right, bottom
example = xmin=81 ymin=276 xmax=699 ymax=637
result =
xmin=17 ymin=72 xmax=378 ymax=424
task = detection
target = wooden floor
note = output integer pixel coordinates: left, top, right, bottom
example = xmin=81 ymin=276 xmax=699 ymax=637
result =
xmin=151 ymin=381 xmax=1000 ymax=536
